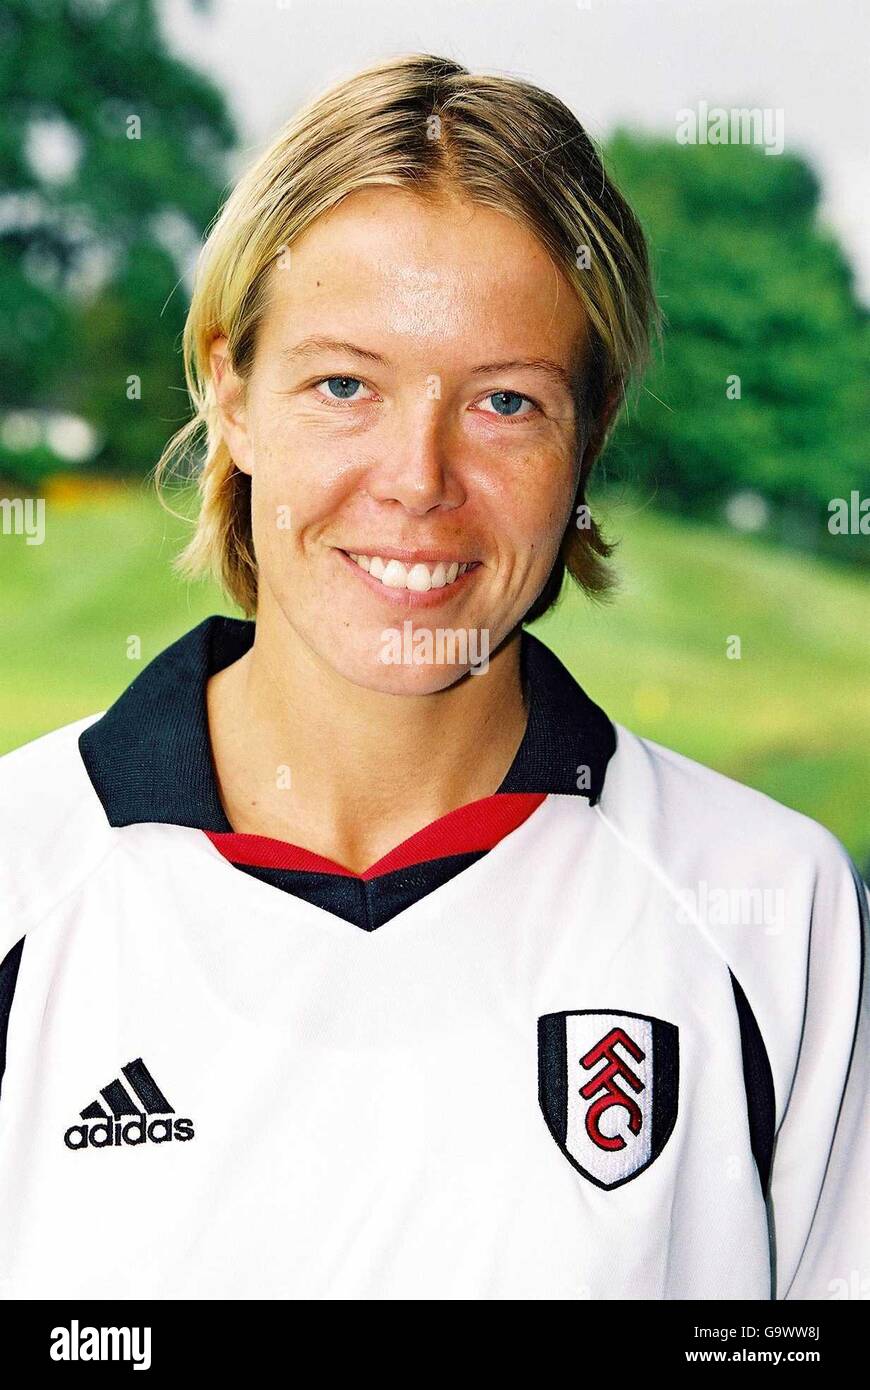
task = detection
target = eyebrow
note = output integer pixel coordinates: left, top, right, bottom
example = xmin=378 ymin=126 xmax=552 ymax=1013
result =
xmin=471 ymin=358 xmax=578 ymax=394
xmin=280 ymin=336 xmax=385 ymax=366
xmin=280 ymin=337 xmax=579 ymax=393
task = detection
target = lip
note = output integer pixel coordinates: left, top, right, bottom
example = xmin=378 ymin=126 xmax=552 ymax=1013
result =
xmin=335 ymin=548 xmax=483 ymax=608
xmin=339 ymin=546 xmax=480 ymax=565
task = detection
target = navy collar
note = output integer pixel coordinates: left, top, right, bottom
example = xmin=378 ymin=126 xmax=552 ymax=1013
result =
xmin=79 ymin=616 xmax=615 ymax=831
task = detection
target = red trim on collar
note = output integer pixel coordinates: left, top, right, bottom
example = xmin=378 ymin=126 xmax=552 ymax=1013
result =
xmin=204 ymin=791 xmax=547 ymax=880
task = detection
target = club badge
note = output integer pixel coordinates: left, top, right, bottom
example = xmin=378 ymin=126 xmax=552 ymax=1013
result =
xmin=538 ymin=1010 xmax=679 ymax=1189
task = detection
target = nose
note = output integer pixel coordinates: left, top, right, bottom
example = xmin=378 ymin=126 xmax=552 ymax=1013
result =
xmin=364 ymin=401 xmax=466 ymax=515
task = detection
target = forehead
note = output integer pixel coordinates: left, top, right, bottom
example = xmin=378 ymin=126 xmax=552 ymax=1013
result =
xmin=257 ymin=185 xmax=586 ymax=364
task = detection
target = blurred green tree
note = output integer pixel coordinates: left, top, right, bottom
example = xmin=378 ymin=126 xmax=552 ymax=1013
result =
xmin=0 ymin=0 xmax=236 ymax=483
xmin=603 ymin=131 xmax=869 ymax=553
xmin=2 ymin=20 xmax=866 ymax=567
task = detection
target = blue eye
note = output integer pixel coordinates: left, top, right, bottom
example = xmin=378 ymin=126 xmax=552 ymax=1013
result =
xmin=318 ymin=376 xmax=365 ymax=401
xmin=479 ymin=391 xmax=535 ymax=418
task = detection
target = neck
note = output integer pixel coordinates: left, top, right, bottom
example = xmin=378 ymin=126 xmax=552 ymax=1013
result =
xmin=206 ymin=611 xmax=529 ymax=874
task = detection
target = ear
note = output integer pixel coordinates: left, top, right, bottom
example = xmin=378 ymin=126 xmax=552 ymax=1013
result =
xmin=581 ymin=382 xmax=622 ymax=470
xmin=209 ymin=336 xmax=254 ymax=477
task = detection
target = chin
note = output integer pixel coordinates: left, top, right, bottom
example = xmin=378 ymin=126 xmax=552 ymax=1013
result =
xmin=321 ymin=633 xmax=485 ymax=695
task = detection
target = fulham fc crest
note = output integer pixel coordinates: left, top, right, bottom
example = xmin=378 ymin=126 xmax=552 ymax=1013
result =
xmin=538 ymin=1011 xmax=679 ymax=1189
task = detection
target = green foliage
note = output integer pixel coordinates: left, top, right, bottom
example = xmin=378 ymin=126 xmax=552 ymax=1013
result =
xmin=603 ymin=131 xmax=869 ymax=544
xmin=0 ymin=0 xmax=236 ymax=481
xmin=534 ymin=493 xmax=870 ymax=867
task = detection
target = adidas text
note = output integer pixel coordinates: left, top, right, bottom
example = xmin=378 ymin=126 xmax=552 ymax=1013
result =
xmin=64 ymin=1115 xmax=194 ymax=1148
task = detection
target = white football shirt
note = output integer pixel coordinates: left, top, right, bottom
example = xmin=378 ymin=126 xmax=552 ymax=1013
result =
xmin=0 ymin=619 xmax=866 ymax=1299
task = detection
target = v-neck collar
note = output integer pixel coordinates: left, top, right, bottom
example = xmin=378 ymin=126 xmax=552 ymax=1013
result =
xmin=204 ymin=791 xmax=549 ymax=879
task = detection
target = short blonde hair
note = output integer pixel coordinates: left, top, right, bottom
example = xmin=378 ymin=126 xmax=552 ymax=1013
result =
xmin=158 ymin=53 xmax=657 ymax=620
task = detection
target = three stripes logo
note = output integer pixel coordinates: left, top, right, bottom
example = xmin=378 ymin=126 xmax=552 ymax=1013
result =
xmin=63 ymin=1057 xmax=195 ymax=1150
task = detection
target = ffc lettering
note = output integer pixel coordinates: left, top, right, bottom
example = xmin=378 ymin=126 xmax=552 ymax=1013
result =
xmin=580 ymin=1027 xmax=645 ymax=1151
xmin=538 ymin=1010 xmax=679 ymax=1188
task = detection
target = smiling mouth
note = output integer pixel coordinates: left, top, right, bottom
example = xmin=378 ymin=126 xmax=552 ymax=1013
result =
xmin=340 ymin=551 xmax=481 ymax=593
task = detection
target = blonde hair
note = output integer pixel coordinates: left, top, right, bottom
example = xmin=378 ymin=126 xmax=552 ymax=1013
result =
xmin=157 ymin=53 xmax=658 ymax=620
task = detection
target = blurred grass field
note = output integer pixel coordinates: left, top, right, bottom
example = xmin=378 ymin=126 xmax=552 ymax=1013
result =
xmin=1 ymin=484 xmax=867 ymax=865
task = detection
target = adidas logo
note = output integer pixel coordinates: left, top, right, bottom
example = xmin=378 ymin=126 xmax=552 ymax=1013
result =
xmin=63 ymin=1057 xmax=195 ymax=1150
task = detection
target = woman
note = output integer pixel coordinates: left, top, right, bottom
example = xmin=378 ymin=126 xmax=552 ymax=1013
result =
xmin=0 ymin=53 xmax=866 ymax=1301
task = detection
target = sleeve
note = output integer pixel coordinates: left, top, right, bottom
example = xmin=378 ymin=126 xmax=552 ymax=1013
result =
xmin=0 ymin=936 xmax=26 ymax=1103
xmin=770 ymin=846 xmax=870 ymax=1300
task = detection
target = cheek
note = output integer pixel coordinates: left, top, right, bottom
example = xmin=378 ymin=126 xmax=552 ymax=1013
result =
xmin=247 ymin=404 xmax=325 ymax=509
xmin=246 ymin=440 xmax=293 ymax=555
xmin=492 ymin=448 xmax=578 ymax=548
xmin=246 ymin=427 xmax=358 ymax=574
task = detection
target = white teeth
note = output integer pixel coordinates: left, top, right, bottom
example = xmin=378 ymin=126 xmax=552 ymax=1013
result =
xmin=346 ymin=553 xmax=475 ymax=591
xmin=381 ymin=559 xmax=407 ymax=588
xmin=407 ymin=563 xmax=432 ymax=592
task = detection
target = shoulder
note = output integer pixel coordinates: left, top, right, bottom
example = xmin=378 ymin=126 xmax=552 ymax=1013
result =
xmin=599 ymin=726 xmax=867 ymax=1098
xmin=0 ymin=716 xmax=115 ymax=951
xmin=598 ymin=726 xmax=866 ymax=974
xmin=602 ymin=722 xmax=857 ymax=883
